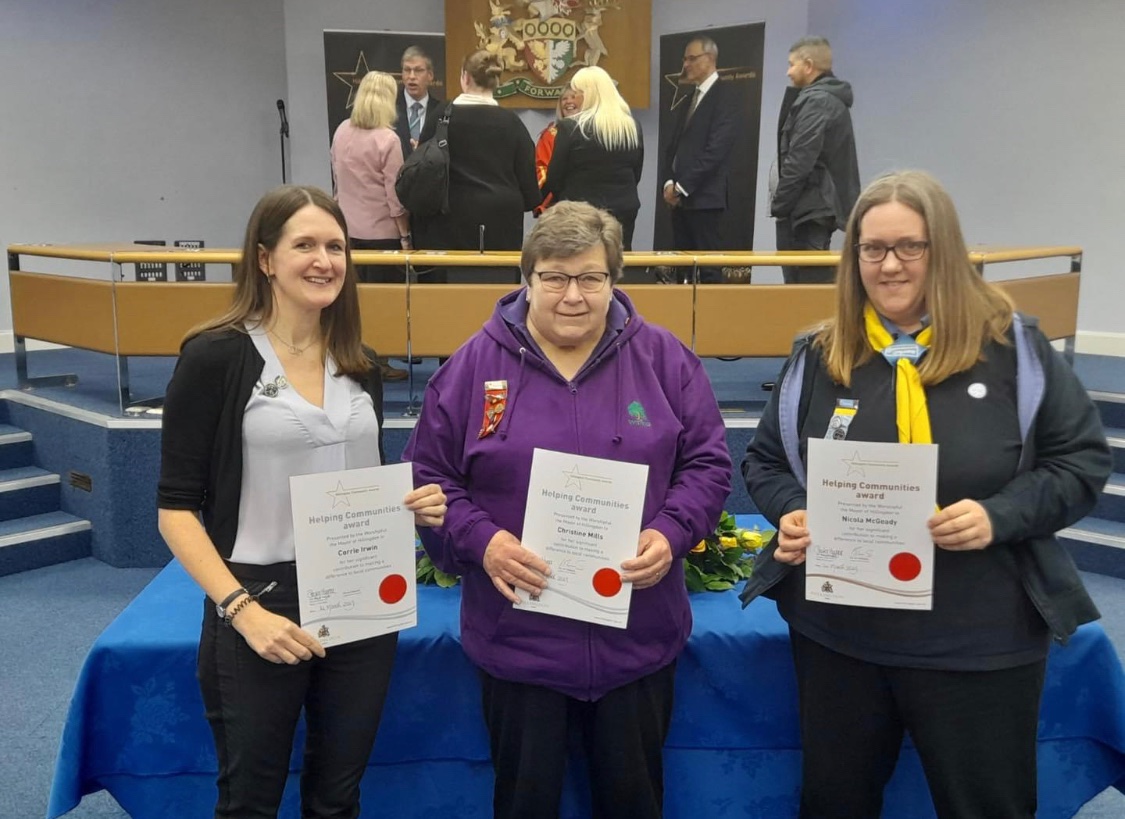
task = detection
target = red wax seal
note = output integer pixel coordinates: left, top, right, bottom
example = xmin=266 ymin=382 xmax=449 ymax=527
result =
xmin=379 ymin=574 xmax=408 ymax=604
xmin=889 ymin=552 xmax=922 ymax=582
xmin=592 ymin=568 xmax=622 ymax=597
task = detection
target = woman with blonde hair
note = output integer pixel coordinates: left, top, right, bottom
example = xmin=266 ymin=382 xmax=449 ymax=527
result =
xmin=541 ymin=65 xmax=644 ymax=249
xmin=330 ymin=70 xmax=410 ymax=378
xmin=741 ymin=170 xmax=1110 ymax=817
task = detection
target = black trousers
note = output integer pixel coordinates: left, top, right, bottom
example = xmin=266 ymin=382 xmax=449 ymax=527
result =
xmin=198 ymin=563 xmax=398 ymax=819
xmin=350 ymin=237 xmax=404 ymax=284
xmin=480 ymin=662 xmax=677 ymax=819
xmin=670 ymin=206 xmax=724 ymax=283
xmin=610 ymin=207 xmax=638 ymax=252
xmin=776 ymin=218 xmax=835 ymax=283
xmin=789 ymin=629 xmax=1046 ymax=819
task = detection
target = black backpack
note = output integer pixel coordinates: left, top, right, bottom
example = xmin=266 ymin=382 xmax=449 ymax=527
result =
xmin=395 ymin=109 xmax=450 ymax=217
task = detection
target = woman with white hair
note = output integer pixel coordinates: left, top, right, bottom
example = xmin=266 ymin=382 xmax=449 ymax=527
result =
xmin=541 ymin=65 xmax=644 ymax=249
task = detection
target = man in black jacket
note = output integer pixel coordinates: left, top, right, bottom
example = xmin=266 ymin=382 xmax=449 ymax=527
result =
xmin=395 ymin=46 xmax=446 ymax=160
xmin=661 ymin=36 xmax=740 ymax=283
xmin=772 ymin=36 xmax=860 ymax=284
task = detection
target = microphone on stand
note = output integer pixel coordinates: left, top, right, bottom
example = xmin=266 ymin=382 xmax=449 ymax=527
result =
xmin=276 ymin=99 xmax=289 ymax=138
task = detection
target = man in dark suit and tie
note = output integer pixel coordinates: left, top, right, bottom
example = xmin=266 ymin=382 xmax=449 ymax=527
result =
xmin=661 ymin=36 xmax=740 ymax=283
xmin=395 ymin=46 xmax=446 ymax=159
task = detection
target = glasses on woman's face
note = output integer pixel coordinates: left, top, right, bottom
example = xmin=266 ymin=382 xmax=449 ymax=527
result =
xmin=855 ymin=240 xmax=930 ymax=263
xmin=534 ymin=271 xmax=611 ymax=293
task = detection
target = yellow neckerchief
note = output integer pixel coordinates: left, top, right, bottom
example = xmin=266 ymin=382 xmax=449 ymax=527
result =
xmin=863 ymin=303 xmax=933 ymax=444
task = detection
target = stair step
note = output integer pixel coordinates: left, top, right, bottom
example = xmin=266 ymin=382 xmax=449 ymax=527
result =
xmin=1091 ymin=473 xmax=1125 ymax=522
xmin=1105 ymin=427 xmax=1125 ymax=474
xmin=0 ymin=511 xmax=92 ymax=577
xmin=1058 ymin=517 xmax=1125 ymax=579
xmin=1092 ymin=392 xmax=1125 ymax=429
xmin=0 ymin=425 xmax=34 ymax=471
xmin=0 ymin=466 xmax=60 ymax=524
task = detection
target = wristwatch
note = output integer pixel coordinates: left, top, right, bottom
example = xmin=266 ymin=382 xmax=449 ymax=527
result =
xmin=215 ymin=587 xmax=248 ymax=619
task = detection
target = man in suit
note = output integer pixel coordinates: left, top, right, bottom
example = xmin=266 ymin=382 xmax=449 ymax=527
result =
xmin=772 ymin=36 xmax=859 ymax=284
xmin=396 ymin=46 xmax=446 ymax=159
xmin=661 ymin=36 xmax=739 ymax=283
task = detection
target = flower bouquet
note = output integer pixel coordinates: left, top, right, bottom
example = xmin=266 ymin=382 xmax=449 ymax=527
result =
xmin=684 ymin=511 xmax=775 ymax=593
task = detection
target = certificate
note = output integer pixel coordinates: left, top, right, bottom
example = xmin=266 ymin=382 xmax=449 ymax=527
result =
xmin=519 ymin=449 xmax=649 ymax=628
xmin=806 ymin=439 xmax=938 ymax=610
xmin=290 ymin=463 xmax=417 ymax=647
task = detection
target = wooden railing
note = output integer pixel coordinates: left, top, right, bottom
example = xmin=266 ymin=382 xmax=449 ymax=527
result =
xmin=6 ymin=244 xmax=1083 ymax=411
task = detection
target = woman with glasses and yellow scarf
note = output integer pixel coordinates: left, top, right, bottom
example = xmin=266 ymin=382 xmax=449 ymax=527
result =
xmin=742 ymin=170 xmax=1110 ymax=818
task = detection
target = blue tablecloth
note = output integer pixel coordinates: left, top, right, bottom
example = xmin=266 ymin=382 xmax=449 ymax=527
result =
xmin=49 ymin=558 xmax=1125 ymax=818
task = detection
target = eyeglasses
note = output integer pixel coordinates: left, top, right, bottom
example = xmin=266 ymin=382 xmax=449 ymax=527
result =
xmin=855 ymin=240 xmax=930 ymax=263
xmin=682 ymin=53 xmax=708 ymax=64
xmin=535 ymin=271 xmax=611 ymax=293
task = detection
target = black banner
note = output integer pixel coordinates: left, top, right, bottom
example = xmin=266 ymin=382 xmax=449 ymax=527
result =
xmin=323 ymin=30 xmax=446 ymax=145
xmin=654 ymin=24 xmax=764 ymax=255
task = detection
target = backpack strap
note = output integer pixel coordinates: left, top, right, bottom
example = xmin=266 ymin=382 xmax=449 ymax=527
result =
xmin=1012 ymin=312 xmax=1045 ymax=473
xmin=435 ymin=108 xmax=451 ymax=150
xmin=778 ymin=343 xmax=809 ymax=490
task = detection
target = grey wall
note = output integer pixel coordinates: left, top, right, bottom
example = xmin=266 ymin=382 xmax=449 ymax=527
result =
xmin=0 ymin=0 xmax=287 ymax=339
xmin=808 ymin=0 xmax=1124 ymax=345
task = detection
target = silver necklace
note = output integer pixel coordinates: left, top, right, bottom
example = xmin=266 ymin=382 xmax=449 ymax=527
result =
xmin=267 ymin=326 xmax=316 ymax=356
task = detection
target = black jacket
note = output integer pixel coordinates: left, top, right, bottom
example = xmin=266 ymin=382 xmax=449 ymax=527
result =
xmin=741 ymin=321 xmax=1111 ymax=650
xmin=771 ymin=72 xmax=860 ymax=230
xmin=417 ymin=103 xmax=539 ymax=251
xmin=660 ymin=77 xmax=740 ymax=211
xmin=542 ymin=117 xmax=643 ymax=216
xmin=157 ymin=330 xmax=385 ymax=558
xmin=395 ymin=93 xmax=446 ymax=159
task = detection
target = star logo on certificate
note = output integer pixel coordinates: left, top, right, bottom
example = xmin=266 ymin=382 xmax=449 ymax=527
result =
xmin=562 ymin=465 xmax=612 ymax=491
xmin=326 ymin=481 xmax=380 ymax=507
xmin=840 ymin=451 xmax=897 ymax=477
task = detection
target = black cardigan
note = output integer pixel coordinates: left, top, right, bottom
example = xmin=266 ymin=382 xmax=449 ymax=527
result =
xmin=157 ymin=329 xmax=385 ymax=559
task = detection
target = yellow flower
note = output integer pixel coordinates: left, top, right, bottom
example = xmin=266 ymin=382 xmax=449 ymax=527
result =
xmin=720 ymin=535 xmax=739 ymax=549
xmin=691 ymin=540 xmax=707 ymax=553
xmin=740 ymin=529 xmax=763 ymax=548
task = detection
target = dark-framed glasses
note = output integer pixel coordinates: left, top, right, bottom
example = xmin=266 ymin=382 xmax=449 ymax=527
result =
xmin=682 ymin=52 xmax=708 ymax=64
xmin=535 ymin=271 xmax=611 ymax=293
xmin=855 ymin=240 xmax=930 ymax=263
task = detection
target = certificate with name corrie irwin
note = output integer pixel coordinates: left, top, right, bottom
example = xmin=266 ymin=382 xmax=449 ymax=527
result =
xmin=806 ymin=439 xmax=938 ymax=610
xmin=290 ymin=463 xmax=417 ymax=647
xmin=519 ymin=449 xmax=649 ymax=628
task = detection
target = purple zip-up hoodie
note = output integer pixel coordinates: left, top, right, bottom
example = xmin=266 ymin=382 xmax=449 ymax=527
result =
xmin=403 ymin=287 xmax=731 ymax=700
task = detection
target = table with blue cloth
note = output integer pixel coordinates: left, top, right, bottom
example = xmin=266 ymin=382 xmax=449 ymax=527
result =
xmin=50 ymin=551 xmax=1125 ymax=818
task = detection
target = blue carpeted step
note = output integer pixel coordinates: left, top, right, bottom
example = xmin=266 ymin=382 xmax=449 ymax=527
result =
xmin=0 ymin=425 xmax=33 ymax=471
xmin=1091 ymin=473 xmax=1125 ymax=522
xmin=0 ymin=511 xmax=92 ymax=577
xmin=1093 ymin=393 xmax=1125 ymax=430
xmin=0 ymin=466 xmax=60 ymax=523
xmin=1105 ymin=427 xmax=1125 ymax=474
xmin=1058 ymin=516 xmax=1125 ymax=579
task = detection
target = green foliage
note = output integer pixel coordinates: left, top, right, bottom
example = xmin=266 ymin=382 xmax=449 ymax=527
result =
xmin=684 ymin=511 xmax=775 ymax=594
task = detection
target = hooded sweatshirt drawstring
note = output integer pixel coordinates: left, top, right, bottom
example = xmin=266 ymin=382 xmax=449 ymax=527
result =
xmin=611 ymin=343 xmax=624 ymax=444
xmin=498 ymin=348 xmax=529 ymax=440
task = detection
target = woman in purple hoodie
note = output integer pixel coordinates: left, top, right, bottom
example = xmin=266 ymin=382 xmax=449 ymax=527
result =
xmin=404 ymin=201 xmax=731 ymax=819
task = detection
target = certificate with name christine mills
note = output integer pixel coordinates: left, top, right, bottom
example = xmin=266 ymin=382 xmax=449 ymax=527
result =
xmin=290 ymin=463 xmax=417 ymax=647
xmin=519 ymin=449 xmax=649 ymax=628
xmin=806 ymin=439 xmax=938 ymax=610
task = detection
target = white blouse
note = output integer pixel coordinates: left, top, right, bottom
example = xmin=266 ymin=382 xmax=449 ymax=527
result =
xmin=230 ymin=326 xmax=381 ymax=565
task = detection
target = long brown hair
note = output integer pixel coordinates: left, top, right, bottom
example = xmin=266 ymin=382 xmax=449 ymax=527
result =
xmin=814 ymin=170 xmax=1014 ymax=386
xmin=186 ymin=185 xmax=371 ymax=377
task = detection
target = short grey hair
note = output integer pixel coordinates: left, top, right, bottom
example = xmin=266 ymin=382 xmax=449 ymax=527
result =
xmin=789 ymin=36 xmax=832 ymax=71
xmin=521 ymin=201 xmax=625 ymax=283
xmin=401 ymin=46 xmax=433 ymax=72
xmin=690 ymin=35 xmax=719 ymax=60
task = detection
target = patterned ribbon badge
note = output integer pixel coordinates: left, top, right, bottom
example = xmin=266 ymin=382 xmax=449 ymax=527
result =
xmin=478 ymin=380 xmax=508 ymax=439
xmin=824 ymin=398 xmax=859 ymax=440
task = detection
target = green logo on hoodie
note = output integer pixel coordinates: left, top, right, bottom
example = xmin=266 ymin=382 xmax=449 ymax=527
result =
xmin=627 ymin=401 xmax=650 ymax=427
